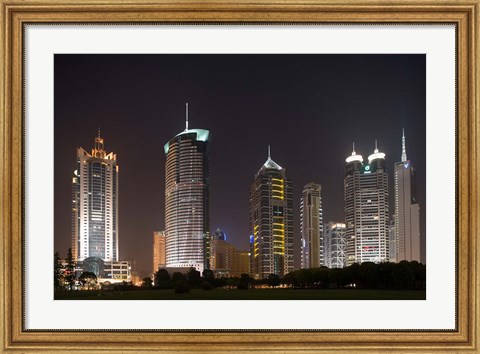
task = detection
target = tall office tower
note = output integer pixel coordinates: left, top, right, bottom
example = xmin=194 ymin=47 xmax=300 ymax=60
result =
xmin=324 ymin=222 xmax=347 ymax=268
xmin=249 ymin=147 xmax=293 ymax=279
xmin=164 ymin=104 xmax=211 ymax=273
xmin=300 ymin=183 xmax=324 ymax=269
xmin=394 ymin=131 xmax=421 ymax=262
xmin=344 ymin=142 xmax=389 ymax=266
xmin=388 ymin=220 xmax=396 ymax=262
xmin=71 ymin=130 xmax=119 ymax=262
xmin=153 ymin=231 xmax=166 ymax=273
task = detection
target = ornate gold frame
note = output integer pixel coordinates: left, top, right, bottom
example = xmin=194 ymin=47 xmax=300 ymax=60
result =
xmin=1 ymin=0 xmax=478 ymax=352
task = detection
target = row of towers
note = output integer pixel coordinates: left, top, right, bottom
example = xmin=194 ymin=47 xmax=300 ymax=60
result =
xmin=297 ymin=134 xmax=421 ymax=269
xmin=71 ymin=107 xmax=421 ymax=278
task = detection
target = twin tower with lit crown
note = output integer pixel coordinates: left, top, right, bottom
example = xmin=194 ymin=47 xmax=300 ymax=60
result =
xmin=344 ymin=134 xmax=421 ymax=266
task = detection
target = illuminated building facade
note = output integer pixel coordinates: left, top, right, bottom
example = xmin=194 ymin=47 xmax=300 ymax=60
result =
xmin=210 ymin=228 xmax=250 ymax=277
xmin=153 ymin=230 xmax=166 ymax=273
xmin=394 ymin=131 xmax=421 ymax=262
xmin=230 ymin=250 xmax=250 ymax=277
xmin=164 ymin=104 xmax=211 ymax=273
xmin=249 ymin=147 xmax=293 ymax=279
xmin=300 ymin=182 xmax=324 ymax=269
xmin=388 ymin=220 xmax=396 ymax=262
xmin=71 ymin=130 xmax=119 ymax=262
xmin=324 ymin=222 xmax=347 ymax=268
xmin=210 ymin=228 xmax=230 ymax=271
xmin=79 ymin=257 xmax=131 ymax=282
xmin=344 ymin=142 xmax=389 ymax=266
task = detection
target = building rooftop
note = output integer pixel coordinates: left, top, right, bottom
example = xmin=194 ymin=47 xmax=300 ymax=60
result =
xmin=164 ymin=128 xmax=211 ymax=154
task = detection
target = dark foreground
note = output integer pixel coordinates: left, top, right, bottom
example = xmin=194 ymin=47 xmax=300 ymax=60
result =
xmin=55 ymin=288 xmax=426 ymax=300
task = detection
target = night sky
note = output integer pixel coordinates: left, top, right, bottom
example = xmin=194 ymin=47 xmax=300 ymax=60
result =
xmin=54 ymin=54 xmax=426 ymax=273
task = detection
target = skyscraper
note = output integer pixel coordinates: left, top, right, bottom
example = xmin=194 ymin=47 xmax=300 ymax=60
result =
xmin=71 ymin=130 xmax=119 ymax=262
xmin=300 ymin=182 xmax=324 ymax=269
xmin=153 ymin=230 xmax=166 ymax=273
xmin=394 ymin=131 xmax=421 ymax=262
xmin=344 ymin=142 xmax=389 ymax=266
xmin=324 ymin=222 xmax=347 ymax=268
xmin=249 ymin=147 xmax=293 ymax=279
xmin=164 ymin=104 xmax=211 ymax=273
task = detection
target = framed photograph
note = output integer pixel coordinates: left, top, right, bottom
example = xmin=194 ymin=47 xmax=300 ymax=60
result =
xmin=1 ymin=0 xmax=478 ymax=352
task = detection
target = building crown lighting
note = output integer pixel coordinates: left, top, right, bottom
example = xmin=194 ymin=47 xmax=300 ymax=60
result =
xmin=260 ymin=145 xmax=283 ymax=172
xmin=367 ymin=140 xmax=386 ymax=162
xmin=345 ymin=142 xmax=363 ymax=163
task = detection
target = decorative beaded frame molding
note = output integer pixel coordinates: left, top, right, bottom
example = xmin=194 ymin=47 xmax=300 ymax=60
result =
xmin=1 ymin=1 xmax=478 ymax=353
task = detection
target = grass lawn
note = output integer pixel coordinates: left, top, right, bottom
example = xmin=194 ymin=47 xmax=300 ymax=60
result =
xmin=55 ymin=288 xmax=426 ymax=300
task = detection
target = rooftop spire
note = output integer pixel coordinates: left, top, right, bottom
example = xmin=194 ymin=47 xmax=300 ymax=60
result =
xmin=94 ymin=128 xmax=105 ymax=157
xmin=346 ymin=142 xmax=363 ymax=163
xmin=261 ymin=145 xmax=282 ymax=171
xmin=185 ymin=102 xmax=189 ymax=131
xmin=374 ymin=139 xmax=379 ymax=153
xmin=401 ymin=129 xmax=407 ymax=162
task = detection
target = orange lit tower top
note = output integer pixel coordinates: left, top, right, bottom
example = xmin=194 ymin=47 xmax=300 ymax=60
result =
xmin=71 ymin=130 xmax=119 ymax=262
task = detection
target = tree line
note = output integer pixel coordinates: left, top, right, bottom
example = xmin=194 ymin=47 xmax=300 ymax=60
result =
xmin=55 ymin=248 xmax=98 ymax=291
xmin=55 ymin=248 xmax=425 ymax=293
xmin=152 ymin=260 xmax=425 ymax=293
xmin=282 ymin=261 xmax=426 ymax=290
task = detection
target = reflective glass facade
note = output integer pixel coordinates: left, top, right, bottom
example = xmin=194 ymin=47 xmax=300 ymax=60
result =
xmin=164 ymin=129 xmax=211 ymax=273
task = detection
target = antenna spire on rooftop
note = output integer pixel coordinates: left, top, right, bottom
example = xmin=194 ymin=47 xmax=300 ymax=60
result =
xmin=374 ymin=139 xmax=379 ymax=153
xmin=185 ymin=102 xmax=189 ymax=131
xmin=94 ymin=127 xmax=105 ymax=156
xmin=401 ymin=129 xmax=407 ymax=162
xmin=268 ymin=145 xmax=271 ymax=159
xmin=352 ymin=142 xmax=356 ymax=155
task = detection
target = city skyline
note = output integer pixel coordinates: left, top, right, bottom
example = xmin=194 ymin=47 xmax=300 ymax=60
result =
xmin=54 ymin=54 xmax=426 ymax=272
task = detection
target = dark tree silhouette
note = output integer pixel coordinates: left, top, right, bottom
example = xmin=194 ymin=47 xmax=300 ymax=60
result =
xmin=79 ymin=271 xmax=97 ymax=290
xmin=202 ymin=268 xmax=215 ymax=282
xmin=154 ymin=269 xmax=172 ymax=289
xmin=54 ymin=251 xmax=62 ymax=290
xmin=64 ymin=248 xmax=76 ymax=290
xmin=187 ymin=268 xmax=201 ymax=287
xmin=267 ymin=273 xmax=281 ymax=288
xmin=172 ymin=272 xmax=187 ymax=286
xmin=142 ymin=277 xmax=153 ymax=288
